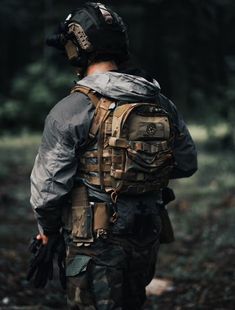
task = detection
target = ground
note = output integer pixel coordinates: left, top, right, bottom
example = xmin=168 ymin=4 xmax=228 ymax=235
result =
xmin=0 ymin=125 xmax=234 ymax=309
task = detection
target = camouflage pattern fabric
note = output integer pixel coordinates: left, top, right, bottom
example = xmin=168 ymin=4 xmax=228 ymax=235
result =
xmin=66 ymin=232 xmax=160 ymax=310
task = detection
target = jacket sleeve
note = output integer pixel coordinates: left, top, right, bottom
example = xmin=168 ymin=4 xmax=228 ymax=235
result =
xmin=170 ymin=102 xmax=198 ymax=178
xmin=30 ymin=115 xmax=78 ymax=234
xmin=30 ymin=93 xmax=94 ymax=234
xmin=159 ymin=95 xmax=198 ymax=179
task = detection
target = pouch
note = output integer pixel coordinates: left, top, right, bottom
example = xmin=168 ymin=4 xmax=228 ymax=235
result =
xmin=71 ymin=186 xmax=94 ymax=243
xmin=159 ymin=206 xmax=175 ymax=243
xmin=93 ymin=202 xmax=110 ymax=231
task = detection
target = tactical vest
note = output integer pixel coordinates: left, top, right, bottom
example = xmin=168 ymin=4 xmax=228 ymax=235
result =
xmin=71 ymin=85 xmax=175 ymax=202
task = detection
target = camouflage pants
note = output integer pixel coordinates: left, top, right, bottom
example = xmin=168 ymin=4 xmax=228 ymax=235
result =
xmin=66 ymin=236 xmax=160 ymax=310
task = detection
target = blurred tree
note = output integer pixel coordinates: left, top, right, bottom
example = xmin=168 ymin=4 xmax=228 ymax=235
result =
xmin=0 ymin=60 xmax=74 ymax=130
xmin=0 ymin=0 xmax=235 ymax=130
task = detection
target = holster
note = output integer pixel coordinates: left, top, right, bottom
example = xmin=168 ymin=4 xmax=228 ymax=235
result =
xmin=71 ymin=185 xmax=110 ymax=244
xmin=159 ymin=206 xmax=175 ymax=244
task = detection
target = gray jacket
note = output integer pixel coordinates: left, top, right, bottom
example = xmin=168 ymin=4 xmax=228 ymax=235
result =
xmin=30 ymin=72 xmax=197 ymax=234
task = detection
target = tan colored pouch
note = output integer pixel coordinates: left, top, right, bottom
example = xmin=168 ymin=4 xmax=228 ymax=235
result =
xmin=71 ymin=186 xmax=94 ymax=243
xmin=93 ymin=202 xmax=110 ymax=231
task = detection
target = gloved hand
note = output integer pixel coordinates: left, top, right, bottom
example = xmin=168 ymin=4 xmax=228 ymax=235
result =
xmin=27 ymin=233 xmax=66 ymax=289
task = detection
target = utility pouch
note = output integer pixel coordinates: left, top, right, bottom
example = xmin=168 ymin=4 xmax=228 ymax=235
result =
xmin=93 ymin=202 xmax=110 ymax=232
xmin=71 ymin=185 xmax=112 ymax=243
xmin=71 ymin=186 xmax=94 ymax=243
xmin=159 ymin=206 xmax=175 ymax=244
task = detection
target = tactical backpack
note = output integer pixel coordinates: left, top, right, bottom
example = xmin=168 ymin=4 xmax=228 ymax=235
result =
xmin=71 ymin=85 xmax=175 ymax=202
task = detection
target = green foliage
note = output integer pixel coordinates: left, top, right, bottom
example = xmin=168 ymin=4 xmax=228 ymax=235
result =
xmin=0 ymin=61 xmax=74 ymax=130
xmin=0 ymin=133 xmax=40 ymax=181
xmin=1 ymin=0 xmax=235 ymax=130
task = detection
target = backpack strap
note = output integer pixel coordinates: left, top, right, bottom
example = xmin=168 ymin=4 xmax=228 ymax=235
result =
xmin=71 ymin=85 xmax=114 ymax=139
xmin=71 ymin=85 xmax=100 ymax=106
xmin=71 ymin=85 xmax=115 ymax=189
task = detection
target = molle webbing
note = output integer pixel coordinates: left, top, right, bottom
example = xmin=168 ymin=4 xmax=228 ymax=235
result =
xmin=71 ymin=185 xmax=110 ymax=243
xmin=71 ymin=86 xmax=174 ymax=197
xmin=71 ymin=85 xmax=100 ymax=106
xmin=90 ymin=97 xmax=113 ymax=139
xmin=71 ymin=85 xmax=114 ymax=139
xmin=71 ymin=185 xmax=94 ymax=243
xmin=109 ymin=137 xmax=169 ymax=152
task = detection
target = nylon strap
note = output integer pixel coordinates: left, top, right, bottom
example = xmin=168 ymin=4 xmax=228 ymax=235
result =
xmin=71 ymin=85 xmax=114 ymax=138
xmin=84 ymin=175 xmax=162 ymax=194
xmin=80 ymin=163 xmax=111 ymax=173
xmin=71 ymin=85 xmax=115 ymax=189
xmin=89 ymin=97 xmax=113 ymax=139
xmin=71 ymin=85 xmax=100 ymax=106
xmin=85 ymin=175 xmax=112 ymax=187
xmin=90 ymin=98 xmax=114 ymax=189
xmin=82 ymin=149 xmax=111 ymax=158
xmin=108 ymin=137 xmax=169 ymax=154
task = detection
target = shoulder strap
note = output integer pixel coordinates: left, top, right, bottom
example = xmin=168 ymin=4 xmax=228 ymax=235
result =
xmin=71 ymin=84 xmax=115 ymax=190
xmin=71 ymin=85 xmax=114 ymax=139
xmin=90 ymin=97 xmax=114 ymax=139
xmin=71 ymin=85 xmax=100 ymax=106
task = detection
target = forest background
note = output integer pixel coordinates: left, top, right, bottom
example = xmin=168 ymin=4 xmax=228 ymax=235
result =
xmin=0 ymin=0 xmax=234 ymax=309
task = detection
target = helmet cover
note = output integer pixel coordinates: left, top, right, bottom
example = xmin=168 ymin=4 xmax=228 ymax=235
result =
xmin=47 ymin=2 xmax=129 ymax=67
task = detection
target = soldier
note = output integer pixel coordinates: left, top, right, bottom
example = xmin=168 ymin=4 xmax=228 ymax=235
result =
xmin=27 ymin=2 xmax=197 ymax=309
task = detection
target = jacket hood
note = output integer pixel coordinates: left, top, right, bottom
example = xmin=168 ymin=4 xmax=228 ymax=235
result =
xmin=77 ymin=71 xmax=161 ymax=102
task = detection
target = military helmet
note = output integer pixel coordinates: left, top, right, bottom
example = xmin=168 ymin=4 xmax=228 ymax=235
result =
xmin=47 ymin=2 xmax=129 ymax=67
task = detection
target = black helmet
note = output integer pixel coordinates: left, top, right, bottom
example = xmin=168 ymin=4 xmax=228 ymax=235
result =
xmin=47 ymin=2 xmax=129 ymax=68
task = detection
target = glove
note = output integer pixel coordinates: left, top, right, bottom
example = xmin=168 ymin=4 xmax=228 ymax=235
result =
xmin=27 ymin=233 xmax=66 ymax=289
